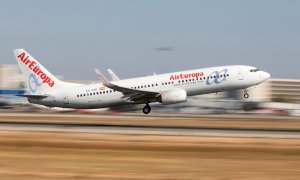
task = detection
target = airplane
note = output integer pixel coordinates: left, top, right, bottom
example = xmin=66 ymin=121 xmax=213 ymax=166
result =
xmin=13 ymin=49 xmax=270 ymax=114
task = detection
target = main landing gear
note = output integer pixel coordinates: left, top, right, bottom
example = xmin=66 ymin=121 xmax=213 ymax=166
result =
xmin=143 ymin=103 xmax=151 ymax=114
xmin=244 ymin=90 xmax=249 ymax=98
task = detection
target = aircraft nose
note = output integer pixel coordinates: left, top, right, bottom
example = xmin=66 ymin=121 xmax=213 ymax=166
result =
xmin=261 ymin=71 xmax=271 ymax=81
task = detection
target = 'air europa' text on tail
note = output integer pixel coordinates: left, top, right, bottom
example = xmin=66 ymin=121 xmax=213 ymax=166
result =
xmin=17 ymin=52 xmax=55 ymax=87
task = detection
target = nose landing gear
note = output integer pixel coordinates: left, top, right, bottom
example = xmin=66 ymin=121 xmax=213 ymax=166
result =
xmin=244 ymin=90 xmax=249 ymax=98
xmin=143 ymin=103 xmax=151 ymax=114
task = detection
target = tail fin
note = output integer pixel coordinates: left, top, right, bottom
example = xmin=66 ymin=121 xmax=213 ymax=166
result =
xmin=13 ymin=49 xmax=63 ymax=94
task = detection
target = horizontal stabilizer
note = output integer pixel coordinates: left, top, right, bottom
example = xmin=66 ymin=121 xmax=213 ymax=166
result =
xmin=16 ymin=94 xmax=48 ymax=99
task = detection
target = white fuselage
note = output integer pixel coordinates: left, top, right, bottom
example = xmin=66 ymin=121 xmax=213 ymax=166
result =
xmin=29 ymin=65 xmax=270 ymax=109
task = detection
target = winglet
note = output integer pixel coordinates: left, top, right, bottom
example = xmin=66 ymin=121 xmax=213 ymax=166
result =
xmin=94 ymin=68 xmax=110 ymax=83
xmin=107 ymin=69 xmax=120 ymax=81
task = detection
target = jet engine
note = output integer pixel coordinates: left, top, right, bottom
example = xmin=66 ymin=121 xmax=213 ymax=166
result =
xmin=159 ymin=89 xmax=187 ymax=104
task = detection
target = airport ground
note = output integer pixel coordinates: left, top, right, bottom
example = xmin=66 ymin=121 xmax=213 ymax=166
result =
xmin=0 ymin=112 xmax=300 ymax=179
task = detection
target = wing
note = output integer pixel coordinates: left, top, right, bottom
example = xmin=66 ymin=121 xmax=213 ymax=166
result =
xmin=95 ymin=70 xmax=160 ymax=102
xmin=103 ymin=82 xmax=160 ymax=102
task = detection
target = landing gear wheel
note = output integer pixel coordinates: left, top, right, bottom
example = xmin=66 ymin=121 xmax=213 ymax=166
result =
xmin=143 ymin=104 xmax=151 ymax=114
xmin=244 ymin=90 xmax=249 ymax=98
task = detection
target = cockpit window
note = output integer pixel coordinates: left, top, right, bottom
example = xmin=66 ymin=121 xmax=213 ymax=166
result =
xmin=250 ymin=68 xmax=260 ymax=72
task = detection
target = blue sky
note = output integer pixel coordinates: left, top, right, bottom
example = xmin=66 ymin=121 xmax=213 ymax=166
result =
xmin=0 ymin=0 xmax=299 ymax=80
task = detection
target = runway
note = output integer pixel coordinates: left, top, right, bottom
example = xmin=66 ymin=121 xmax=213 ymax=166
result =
xmin=1 ymin=113 xmax=300 ymax=179
xmin=0 ymin=112 xmax=300 ymax=138
xmin=1 ymin=111 xmax=300 ymax=120
xmin=1 ymin=121 xmax=300 ymax=138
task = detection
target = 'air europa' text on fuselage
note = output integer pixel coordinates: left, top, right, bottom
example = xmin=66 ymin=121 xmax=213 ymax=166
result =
xmin=17 ymin=52 xmax=55 ymax=87
xmin=169 ymin=72 xmax=204 ymax=81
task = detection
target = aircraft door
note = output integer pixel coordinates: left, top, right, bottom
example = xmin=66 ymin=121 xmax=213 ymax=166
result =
xmin=238 ymin=68 xmax=244 ymax=80
xmin=63 ymin=94 xmax=69 ymax=107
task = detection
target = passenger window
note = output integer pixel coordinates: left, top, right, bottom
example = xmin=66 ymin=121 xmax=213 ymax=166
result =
xmin=148 ymin=85 xmax=150 ymax=87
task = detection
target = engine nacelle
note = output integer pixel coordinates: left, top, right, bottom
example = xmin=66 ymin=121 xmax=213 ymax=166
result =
xmin=160 ymin=89 xmax=187 ymax=105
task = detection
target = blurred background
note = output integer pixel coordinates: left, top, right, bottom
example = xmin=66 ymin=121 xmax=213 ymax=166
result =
xmin=1 ymin=1 xmax=300 ymax=179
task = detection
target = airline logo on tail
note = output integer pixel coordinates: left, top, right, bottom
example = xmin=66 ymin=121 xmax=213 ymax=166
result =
xmin=17 ymin=52 xmax=55 ymax=87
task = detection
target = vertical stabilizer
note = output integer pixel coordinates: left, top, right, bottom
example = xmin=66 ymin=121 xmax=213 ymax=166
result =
xmin=13 ymin=49 xmax=63 ymax=94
